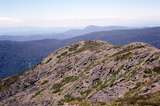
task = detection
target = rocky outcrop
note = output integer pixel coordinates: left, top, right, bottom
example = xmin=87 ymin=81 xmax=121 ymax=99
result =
xmin=0 ymin=40 xmax=160 ymax=106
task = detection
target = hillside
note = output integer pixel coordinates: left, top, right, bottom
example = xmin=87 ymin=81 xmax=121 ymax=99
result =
xmin=0 ymin=39 xmax=65 ymax=78
xmin=0 ymin=40 xmax=160 ymax=106
xmin=67 ymin=27 xmax=160 ymax=48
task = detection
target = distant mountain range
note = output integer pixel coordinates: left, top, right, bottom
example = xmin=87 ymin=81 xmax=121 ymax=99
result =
xmin=0 ymin=26 xmax=128 ymax=41
xmin=67 ymin=27 xmax=160 ymax=47
xmin=61 ymin=25 xmax=128 ymax=39
xmin=0 ymin=26 xmax=160 ymax=78
xmin=0 ymin=27 xmax=69 ymax=36
xmin=0 ymin=39 xmax=65 ymax=78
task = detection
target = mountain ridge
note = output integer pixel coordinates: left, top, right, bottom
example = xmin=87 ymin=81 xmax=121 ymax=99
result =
xmin=0 ymin=40 xmax=160 ymax=106
xmin=1 ymin=27 xmax=160 ymax=78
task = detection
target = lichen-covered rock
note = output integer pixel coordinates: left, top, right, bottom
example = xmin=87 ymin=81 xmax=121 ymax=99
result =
xmin=0 ymin=40 xmax=160 ymax=106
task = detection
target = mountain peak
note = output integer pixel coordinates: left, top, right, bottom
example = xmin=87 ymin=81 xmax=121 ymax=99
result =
xmin=85 ymin=25 xmax=99 ymax=29
xmin=0 ymin=40 xmax=160 ymax=106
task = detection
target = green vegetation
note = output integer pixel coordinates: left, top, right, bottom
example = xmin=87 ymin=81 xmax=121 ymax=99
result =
xmin=61 ymin=91 xmax=160 ymax=106
xmin=62 ymin=76 xmax=79 ymax=84
xmin=65 ymin=64 xmax=73 ymax=70
xmin=70 ymin=41 xmax=104 ymax=55
xmin=125 ymin=82 xmax=143 ymax=97
xmin=32 ymin=89 xmax=44 ymax=98
xmin=114 ymin=52 xmax=132 ymax=61
xmin=144 ymin=69 xmax=153 ymax=75
xmin=52 ymin=83 xmax=63 ymax=93
xmin=97 ymin=70 xmax=120 ymax=91
xmin=152 ymin=66 xmax=160 ymax=74
xmin=80 ymin=89 xmax=92 ymax=97
xmin=60 ymin=94 xmax=83 ymax=104
xmin=0 ymin=75 xmax=18 ymax=92
xmin=79 ymin=71 xmax=119 ymax=99
xmin=83 ymin=41 xmax=102 ymax=50
xmin=143 ymin=69 xmax=153 ymax=78
xmin=41 ymin=80 xmax=48 ymax=85
xmin=110 ymin=91 xmax=160 ymax=106
xmin=45 ymin=58 xmax=52 ymax=64
xmin=68 ymin=44 xmax=79 ymax=51
xmin=125 ymin=69 xmax=137 ymax=80
xmin=63 ymin=94 xmax=76 ymax=102
xmin=63 ymin=99 xmax=107 ymax=106
xmin=86 ymin=41 xmax=104 ymax=50
xmin=61 ymin=99 xmax=91 ymax=106
xmin=144 ymin=66 xmax=160 ymax=77
xmin=57 ymin=51 xmax=68 ymax=58
xmin=93 ymin=79 xmax=103 ymax=89
xmin=98 ymin=75 xmax=116 ymax=91
xmin=125 ymin=45 xmax=145 ymax=52
xmin=51 ymin=76 xmax=79 ymax=93
xmin=83 ymin=61 xmax=95 ymax=73
xmin=112 ymin=45 xmax=145 ymax=58
xmin=77 ymin=101 xmax=91 ymax=106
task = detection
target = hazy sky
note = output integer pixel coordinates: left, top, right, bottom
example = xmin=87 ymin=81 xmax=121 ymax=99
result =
xmin=0 ymin=0 xmax=160 ymax=27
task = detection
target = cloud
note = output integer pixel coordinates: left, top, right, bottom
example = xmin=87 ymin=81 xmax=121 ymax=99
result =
xmin=0 ymin=16 xmax=159 ymax=27
xmin=20 ymin=18 xmax=128 ymax=27
xmin=0 ymin=17 xmax=23 ymax=26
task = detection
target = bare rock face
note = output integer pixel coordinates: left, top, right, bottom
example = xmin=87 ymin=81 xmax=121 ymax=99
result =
xmin=0 ymin=40 xmax=160 ymax=106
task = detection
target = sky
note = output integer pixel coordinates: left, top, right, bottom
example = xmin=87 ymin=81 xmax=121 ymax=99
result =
xmin=0 ymin=0 xmax=160 ymax=27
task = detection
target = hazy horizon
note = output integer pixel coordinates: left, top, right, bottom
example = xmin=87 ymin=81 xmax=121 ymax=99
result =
xmin=0 ymin=0 xmax=160 ymax=27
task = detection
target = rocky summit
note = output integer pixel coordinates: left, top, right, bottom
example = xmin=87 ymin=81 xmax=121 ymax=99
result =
xmin=0 ymin=40 xmax=160 ymax=106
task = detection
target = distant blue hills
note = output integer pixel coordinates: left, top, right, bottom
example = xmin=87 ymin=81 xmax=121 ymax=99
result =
xmin=0 ymin=26 xmax=128 ymax=41
xmin=0 ymin=26 xmax=160 ymax=78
